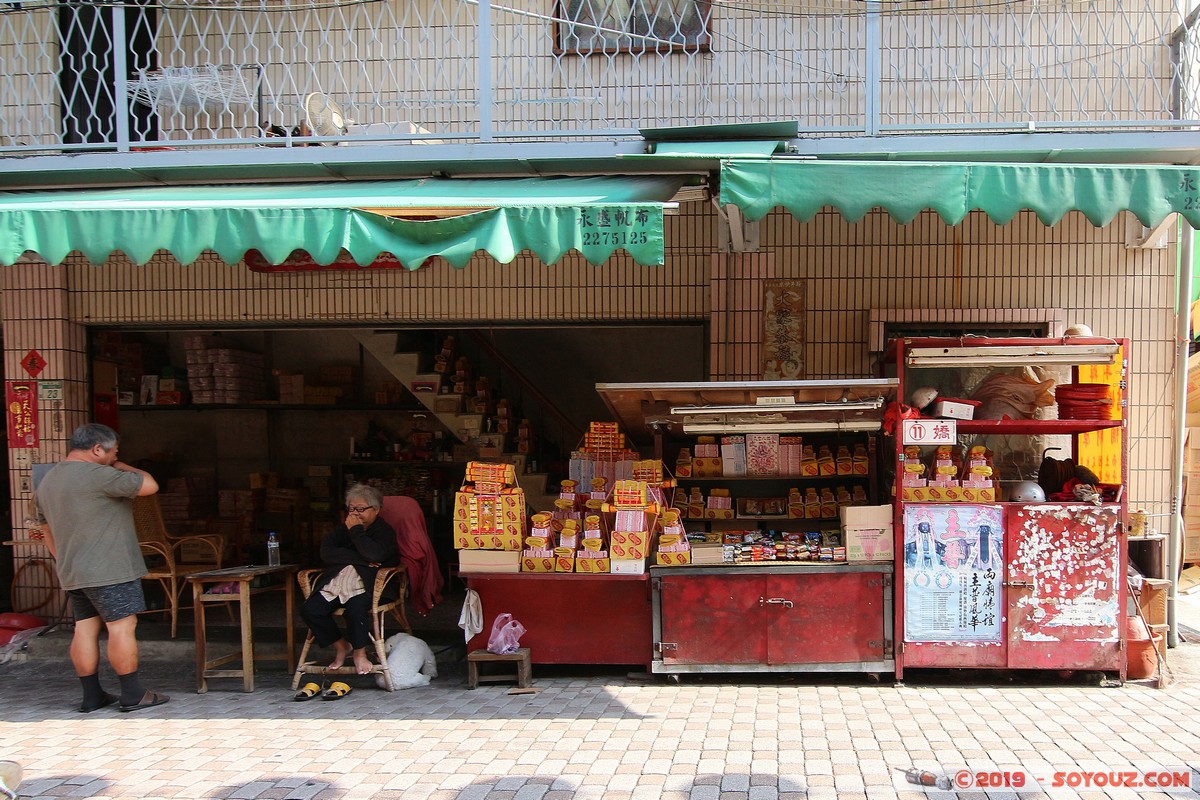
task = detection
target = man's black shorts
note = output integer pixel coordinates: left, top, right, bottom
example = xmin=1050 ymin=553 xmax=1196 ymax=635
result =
xmin=68 ymin=580 xmax=147 ymax=623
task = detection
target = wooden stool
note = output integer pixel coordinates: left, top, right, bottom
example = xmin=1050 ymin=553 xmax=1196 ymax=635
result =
xmin=467 ymin=648 xmax=532 ymax=689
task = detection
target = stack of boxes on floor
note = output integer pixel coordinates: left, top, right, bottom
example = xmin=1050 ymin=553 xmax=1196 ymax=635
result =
xmin=453 ymin=462 xmax=527 ymax=573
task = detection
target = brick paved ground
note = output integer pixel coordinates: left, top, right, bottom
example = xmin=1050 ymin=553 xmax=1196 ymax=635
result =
xmin=1 ymin=634 xmax=1198 ymax=800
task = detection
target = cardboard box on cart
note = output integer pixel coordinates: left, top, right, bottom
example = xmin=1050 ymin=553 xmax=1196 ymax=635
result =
xmin=840 ymin=504 xmax=895 ymax=562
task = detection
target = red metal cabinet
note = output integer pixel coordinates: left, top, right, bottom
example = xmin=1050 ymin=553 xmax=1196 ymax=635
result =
xmin=1007 ymin=504 xmax=1123 ymax=671
xmin=899 ymin=503 xmax=1125 ymax=675
xmin=891 ymin=337 xmax=1129 ymax=680
xmin=651 ymin=564 xmax=894 ymax=674
xmin=464 ymin=573 xmax=653 ymax=669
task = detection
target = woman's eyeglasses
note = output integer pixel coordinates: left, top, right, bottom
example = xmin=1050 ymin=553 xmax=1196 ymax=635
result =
xmin=346 ymin=505 xmax=373 ymax=513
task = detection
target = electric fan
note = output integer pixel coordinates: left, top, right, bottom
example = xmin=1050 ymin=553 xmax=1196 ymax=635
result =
xmin=303 ymin=92 xmax=349 ymax=141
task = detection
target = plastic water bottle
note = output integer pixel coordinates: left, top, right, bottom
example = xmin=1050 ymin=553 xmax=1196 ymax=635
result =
xmin=266 ymin=531 xmax=281 ymax=567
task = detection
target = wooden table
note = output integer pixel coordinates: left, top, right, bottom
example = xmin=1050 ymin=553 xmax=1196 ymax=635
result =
xmin=187 ymin=564 xmax=298 ymax=693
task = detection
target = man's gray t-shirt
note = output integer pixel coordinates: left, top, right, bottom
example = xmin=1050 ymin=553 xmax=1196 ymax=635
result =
xmin=35 ymin=462 xmax=147 ymax=591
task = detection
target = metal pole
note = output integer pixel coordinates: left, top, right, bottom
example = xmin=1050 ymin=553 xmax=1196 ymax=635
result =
xmin=111 ymin=2 xmax=131 ymax=152
xmin=478 ymin=0 xmax=494 ymax=143
xmin=864 ymin=1 xmax=881 ymax=137
xmin=1169 ymin=222 xmax=1193 ymax=648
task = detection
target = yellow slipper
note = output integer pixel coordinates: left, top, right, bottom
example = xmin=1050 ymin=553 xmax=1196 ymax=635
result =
xmin=322 ymin=681 xmax=352 ymax=701
xmin=293 ymin=682 xmax=321 ymax=702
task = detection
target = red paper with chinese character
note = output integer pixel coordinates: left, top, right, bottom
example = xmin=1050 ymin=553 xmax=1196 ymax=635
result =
xmin=6 ymin=381 xmax=38 ymax=448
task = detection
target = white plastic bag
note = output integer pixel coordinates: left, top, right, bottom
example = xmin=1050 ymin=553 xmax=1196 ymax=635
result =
xmin=486 ymin=612 xmax=526 ymax=655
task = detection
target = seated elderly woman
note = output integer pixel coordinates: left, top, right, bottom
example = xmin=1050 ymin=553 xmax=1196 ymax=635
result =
xmin=299 ymin=483 xmax=400 ymax=674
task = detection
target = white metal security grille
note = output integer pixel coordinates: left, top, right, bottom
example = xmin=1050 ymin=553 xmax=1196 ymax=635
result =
xmin=2 ymin=0 xmax=1198 ymax=153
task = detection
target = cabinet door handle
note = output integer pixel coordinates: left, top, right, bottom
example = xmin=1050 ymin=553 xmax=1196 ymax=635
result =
xmin=760 ymin=596 xmax=794 ymax=609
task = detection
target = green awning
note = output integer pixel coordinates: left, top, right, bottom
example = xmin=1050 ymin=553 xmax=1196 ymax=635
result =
xmin=0 ymin=175 xmax=684 ymax=268
xmin=719 ymin=159 xmax=1200 ymax=228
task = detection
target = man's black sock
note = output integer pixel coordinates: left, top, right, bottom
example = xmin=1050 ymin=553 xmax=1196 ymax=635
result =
xmin=116 ymin=671 xmax=148 ymax=706
xmin=78 ymin=673 xmax=107 ymax=707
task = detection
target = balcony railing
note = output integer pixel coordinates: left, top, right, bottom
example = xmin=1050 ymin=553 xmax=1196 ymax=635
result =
xmin=1 ymin=0 xmax=1198 ymax=157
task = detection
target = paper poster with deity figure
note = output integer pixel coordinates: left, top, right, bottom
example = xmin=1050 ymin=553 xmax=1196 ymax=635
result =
xmin=903 ymin=504 xmax=1004 ymax=642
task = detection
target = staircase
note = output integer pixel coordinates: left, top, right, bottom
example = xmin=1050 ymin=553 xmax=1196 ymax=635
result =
xmin=351 ymin=331 xmax=558 ymax=512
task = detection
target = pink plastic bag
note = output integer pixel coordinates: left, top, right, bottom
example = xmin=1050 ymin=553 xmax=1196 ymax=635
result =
xmin=486 ymin=612 xmax=526 ymax=655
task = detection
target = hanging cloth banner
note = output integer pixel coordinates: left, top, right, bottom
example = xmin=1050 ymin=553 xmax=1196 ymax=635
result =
xmin=6 ymin=381 xmax=39 ymax=448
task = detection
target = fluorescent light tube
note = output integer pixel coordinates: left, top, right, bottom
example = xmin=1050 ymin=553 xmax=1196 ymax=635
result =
xmin=682 ymin=420 xmax=881 ymax=434
xmin=670 ymin=398 xmax=885 ymax=415
xmin=907 ymin=344 xmax=1118 ymax=367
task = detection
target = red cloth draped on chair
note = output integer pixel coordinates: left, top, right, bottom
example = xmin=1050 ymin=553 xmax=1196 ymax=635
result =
xmin=380 ymin=496 xmax=444 ymax=615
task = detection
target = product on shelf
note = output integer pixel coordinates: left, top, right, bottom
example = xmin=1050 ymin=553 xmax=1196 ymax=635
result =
xmin=674 ymin=447 xmax=693 ymax=477
xmin=655 ymin=509 xmax=691 ymax=565
xmin=521 ymin=512 xmax=555 ymax=573
xmin=692 ymin=436 xmax=723 ymax=477
xmin=720 ymin=435 xmax=747 ymax=477
xmin=717 ymin=528 xmax=847 ymax=564
xmin=705 ymin=488 xmax=734 ymax=519
xmin=746 ymin=433 xmax=780 ymax=476
xmin=604 ymin=477 xmax=659 ymax=574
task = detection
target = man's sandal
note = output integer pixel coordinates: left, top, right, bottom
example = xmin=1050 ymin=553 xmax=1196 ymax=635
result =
xmin=322 ymin=681 xmax=352 ymax=700
xmin=293 ymin=682 xmax=321 ymax=702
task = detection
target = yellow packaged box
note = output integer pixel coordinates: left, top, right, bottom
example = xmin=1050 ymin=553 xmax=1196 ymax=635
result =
xmin=521 ymin=556 xmax=554 ymax=573
xmin=554 ymin=555 xmax=575 ymax=573
xmin=656 ymin=551 xmax=692 ymax=566
xmin=576 ymin=556 xmax=611 ymax=573
xmin=611 ymin=531 xmax=651 ymax=559
xmin=454 ymin=526 xmax=522 ymax=550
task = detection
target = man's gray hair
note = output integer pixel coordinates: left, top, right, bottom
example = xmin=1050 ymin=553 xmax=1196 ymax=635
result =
xmin=344 ymin=483 xmax=383 ymax=509
xmin=69 ymin=423 xmax=119 ymax=452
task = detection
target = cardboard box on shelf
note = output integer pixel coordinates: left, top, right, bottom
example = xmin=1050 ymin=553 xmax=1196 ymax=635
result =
xmin=840 ymin=505 xmax=893 ymax=528
xmin=844 ymin=525 xmax=894 ymax=563
xmin=610 ymin=559 xmax=647 ymax=575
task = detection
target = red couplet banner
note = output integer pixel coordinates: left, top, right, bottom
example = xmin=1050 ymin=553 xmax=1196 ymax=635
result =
xmin=6 ymin=381 xmax=38 ymax=448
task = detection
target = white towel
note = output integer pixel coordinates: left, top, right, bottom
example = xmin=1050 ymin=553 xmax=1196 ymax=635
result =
xmin=458 ymin=588 xmax=483 ymax=644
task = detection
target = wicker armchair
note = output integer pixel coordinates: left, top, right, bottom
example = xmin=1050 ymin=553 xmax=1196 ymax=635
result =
xmin=132 ymin=495 xmax=225 ymax=638
xmin=291 ymin=564 xmax=411 ymax=691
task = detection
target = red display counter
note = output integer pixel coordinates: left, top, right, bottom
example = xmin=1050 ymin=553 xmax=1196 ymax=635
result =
xmin=463 ymin=572 xmax=653 ymax=670
xmin=651 ymin=563 xmax=894 ymax=676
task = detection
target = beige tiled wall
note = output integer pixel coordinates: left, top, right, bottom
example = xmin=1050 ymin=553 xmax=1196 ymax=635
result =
xmin=1 ymin=202 xmax=1184 ymax=609
xmin=0 ymin=262 xmax=90 ymax=616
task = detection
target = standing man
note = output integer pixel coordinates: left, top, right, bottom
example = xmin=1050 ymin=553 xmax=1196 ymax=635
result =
xmin=36 ymin=423 xmax=169 ymax=712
